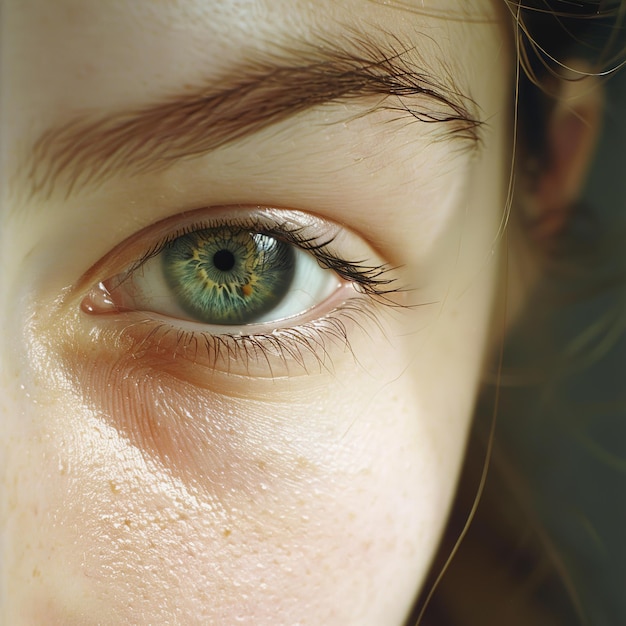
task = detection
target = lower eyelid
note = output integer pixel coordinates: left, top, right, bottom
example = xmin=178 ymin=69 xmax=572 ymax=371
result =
xmin=56 ymin=322 xmax=372 ymax=498
xmin=82 ymin=278 xmax=356 ymax=332
xmin=77 ymin=294 xmax=382 ymax=381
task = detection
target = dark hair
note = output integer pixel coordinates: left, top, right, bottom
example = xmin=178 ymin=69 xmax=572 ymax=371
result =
xmin=516 ymin=1 xmax=626 ymax=164
xmin=410 ymin=3 xmax=626 ymax=625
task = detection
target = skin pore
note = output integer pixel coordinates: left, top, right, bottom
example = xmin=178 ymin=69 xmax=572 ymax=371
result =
xmin=0 ymin=0 xmax=516 ymax=624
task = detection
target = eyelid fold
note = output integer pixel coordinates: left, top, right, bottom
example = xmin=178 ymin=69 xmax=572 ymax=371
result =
xmin=75 ymin=207 xmax=340 ymax=292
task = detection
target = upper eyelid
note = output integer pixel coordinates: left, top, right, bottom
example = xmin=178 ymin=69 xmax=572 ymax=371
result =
xmin=70 ymin=208 xmax=310 ymax=293
xmin=23 ymin=32 xmax=481 ymax=202
xmin=121 ymin=218 xmax=335 ymax=278
xmin=104 ymin=212 xmax=403 ymax=302
xmin=74 ymin=206 xmax=377 ymax=285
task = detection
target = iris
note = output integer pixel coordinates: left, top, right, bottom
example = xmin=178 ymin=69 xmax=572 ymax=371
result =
xmin=162 ymin=227 xmax=295 ymax=324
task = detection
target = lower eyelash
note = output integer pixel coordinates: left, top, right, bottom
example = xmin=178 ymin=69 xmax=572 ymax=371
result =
xmin=117 ymin=297 xmax=387 ymax=378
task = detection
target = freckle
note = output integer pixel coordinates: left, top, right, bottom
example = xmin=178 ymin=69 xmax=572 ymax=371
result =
xmin=123 ymin=519 xmax=131 ymax=529
xmin=223 ymin=529 xmax=232 ymax=538
xmin=242 ymin=284 xmax=253 ymax=297
xmin=296 ymin=456 xmax=311 ymax=470
xmin=109 ymin=481 xmax=120 ymax=494
xmin=32 ymin=567 xmax=41 ymax=578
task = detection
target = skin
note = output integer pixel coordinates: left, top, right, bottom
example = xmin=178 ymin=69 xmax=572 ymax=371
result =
xmin=0 ymin=0 xmax=519 ymax=624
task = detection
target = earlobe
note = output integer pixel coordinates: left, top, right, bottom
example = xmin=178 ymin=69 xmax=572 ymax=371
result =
xmin=527 ymin=65 xmax=604 ymax=240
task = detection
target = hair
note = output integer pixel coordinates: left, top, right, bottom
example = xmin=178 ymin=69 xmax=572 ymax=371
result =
xmin=409 ymin=3 xmax=626 ymax=625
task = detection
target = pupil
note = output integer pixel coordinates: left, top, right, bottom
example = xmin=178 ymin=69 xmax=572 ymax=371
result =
xmin=213 ymin=249 xmax=236 ymax=272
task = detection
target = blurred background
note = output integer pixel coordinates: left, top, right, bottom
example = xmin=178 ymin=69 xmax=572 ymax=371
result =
xmin=502 ymin=68 xmax=626 ymax=625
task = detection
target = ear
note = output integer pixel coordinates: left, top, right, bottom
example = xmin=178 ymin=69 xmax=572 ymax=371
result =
xmin=527 ymin=65 xmax=604 ymax=239
xmin=501 ymin=66 xmax=604 ymax=333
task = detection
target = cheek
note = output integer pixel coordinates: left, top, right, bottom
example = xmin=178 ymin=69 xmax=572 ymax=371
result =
xmin=2 ymin=315 xmax=454 ymax=625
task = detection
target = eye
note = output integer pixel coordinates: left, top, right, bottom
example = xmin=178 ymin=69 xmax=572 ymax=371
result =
xmin=93 ymin=224 xmax=341 ymax=328
xmin=79 ymin=206 xmax=404 ymax=377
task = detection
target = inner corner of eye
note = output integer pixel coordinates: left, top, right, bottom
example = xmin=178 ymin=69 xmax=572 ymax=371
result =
xmin=80 ymin=281 xmax=120 ymax=316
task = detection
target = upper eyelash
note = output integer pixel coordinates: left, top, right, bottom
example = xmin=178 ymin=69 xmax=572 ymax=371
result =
xmin=120 ymin=215 xmax=405 ymax=302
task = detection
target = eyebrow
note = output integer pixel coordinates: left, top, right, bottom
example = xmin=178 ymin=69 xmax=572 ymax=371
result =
xmin=26 ymin=34 xmax=482 ymax=199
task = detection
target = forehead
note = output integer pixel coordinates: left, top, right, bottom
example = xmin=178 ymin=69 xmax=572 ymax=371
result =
xmin=4 ymin=0 xmax=502 ymax=115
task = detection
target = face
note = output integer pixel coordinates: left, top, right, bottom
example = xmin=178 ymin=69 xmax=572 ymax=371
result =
xmin=0 ymin=1 xmax=511 ymax=623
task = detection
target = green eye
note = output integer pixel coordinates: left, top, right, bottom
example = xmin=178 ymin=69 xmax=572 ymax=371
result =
xmin=162 ymin=228 xmax=295 ymax=325
xmin=101 ymin=220 xmax=344 ymax=329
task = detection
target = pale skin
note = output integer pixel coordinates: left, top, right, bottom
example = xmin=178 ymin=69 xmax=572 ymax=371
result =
xmin=0 ymin=1 xmax=601 ymax=624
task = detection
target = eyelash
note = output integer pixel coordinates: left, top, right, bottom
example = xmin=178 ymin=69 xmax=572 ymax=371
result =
xmin=91 ymin=214 xmax=406 ymax=376
xmin=126 ymin=298 xmax=382 ymax=377
xmin=120 ymin=216 xmax=398 ymax=297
